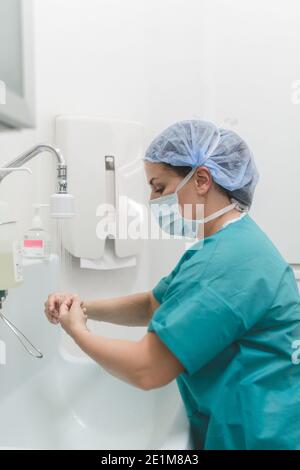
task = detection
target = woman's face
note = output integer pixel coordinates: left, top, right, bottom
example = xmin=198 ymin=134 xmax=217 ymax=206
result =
xmin=145 ymin=162 xmax=183 ymax=200
xmin=144 ymin=161 xmax=208 ymax=219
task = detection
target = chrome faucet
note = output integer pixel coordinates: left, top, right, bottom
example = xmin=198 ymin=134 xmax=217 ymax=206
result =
xmin=0 ymin=143 xmax=68 ymax=194
xmin=0 ymin=143 xmax=75 ymax=218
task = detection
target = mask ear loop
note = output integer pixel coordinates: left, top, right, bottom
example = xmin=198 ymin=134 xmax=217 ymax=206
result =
xmin=230 ymin=198 xmax=249 ymax=213
xmin=175 ymin=168 xmax=197 ymax=193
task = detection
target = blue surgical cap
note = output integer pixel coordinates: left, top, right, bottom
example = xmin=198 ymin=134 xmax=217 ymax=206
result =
xmin=144 ymin=120 xmax=259 ymax=207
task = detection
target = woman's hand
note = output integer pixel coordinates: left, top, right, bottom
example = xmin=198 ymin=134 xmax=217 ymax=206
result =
xmin=59 ymin=295 xmax=88 ymax=337
xmin=44 ymin=292 xmax=76 ymax=324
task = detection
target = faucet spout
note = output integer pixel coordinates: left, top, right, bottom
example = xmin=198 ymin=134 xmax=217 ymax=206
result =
xmin=0 ymin=143 xmax=68 ymax=194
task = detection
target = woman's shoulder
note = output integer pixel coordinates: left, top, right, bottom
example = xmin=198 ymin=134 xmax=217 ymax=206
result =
xmin=225 ymin=214 xmax=288 ymax=266
xmin=185 ymin=214 xmax=289 ymax=281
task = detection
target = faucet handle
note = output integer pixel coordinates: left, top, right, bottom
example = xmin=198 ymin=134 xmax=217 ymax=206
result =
xmin=0 ymin=167 xmax=33 ymax=176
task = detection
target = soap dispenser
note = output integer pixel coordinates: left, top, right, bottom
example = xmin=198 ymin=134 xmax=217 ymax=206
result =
xmin=0 ymin=201 xmax=23 ymax=289
xmin=0 ymin=166 xmax=32 ymax=290
xmin=23 ymin=204 xmax=51 ymax=259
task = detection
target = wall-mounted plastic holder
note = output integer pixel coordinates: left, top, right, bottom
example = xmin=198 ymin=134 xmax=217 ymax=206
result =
xmin=55 ymin=115 xmax=145 ymax=270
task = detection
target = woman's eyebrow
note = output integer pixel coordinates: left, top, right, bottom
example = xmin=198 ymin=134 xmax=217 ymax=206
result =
xmin=149 ymin=177 xmax=159 ymax=185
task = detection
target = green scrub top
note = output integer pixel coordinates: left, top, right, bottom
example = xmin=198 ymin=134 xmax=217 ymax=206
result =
xmin=147 ymin=214 xmax=300 ymax=450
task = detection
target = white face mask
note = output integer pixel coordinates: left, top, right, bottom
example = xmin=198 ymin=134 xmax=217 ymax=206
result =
xmin=149 ymin=168 xmax=238 ymax=239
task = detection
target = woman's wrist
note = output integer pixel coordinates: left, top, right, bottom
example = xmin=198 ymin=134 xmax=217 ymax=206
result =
xmin=82 ymin=300 xmax=94 ymax=318
xmin=71 ymin=325 xmax=91 ymax=344
xmin=83 ymin=299 xmax=104 ymax=321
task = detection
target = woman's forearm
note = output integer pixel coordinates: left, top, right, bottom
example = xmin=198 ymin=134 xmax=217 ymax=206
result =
xmin=59 ymin=296 xmax=182 ymax=391
xmin=83 ymin=291 xmax=157 ymax=327
xmin=72 ymin=328 xmax=150 ymax=389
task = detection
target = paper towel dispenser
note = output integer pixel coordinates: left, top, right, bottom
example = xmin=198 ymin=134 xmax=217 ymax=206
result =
xmin=55 ymin=115 xmax=145 ymax=270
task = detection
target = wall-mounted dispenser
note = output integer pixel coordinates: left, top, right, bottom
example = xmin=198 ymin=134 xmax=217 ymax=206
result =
xmin=0 ymin=167 xmax=33 ymax=292
xmin=55 ymin=115 xmax=145 ymax=270
xmin=0 ymin=202 xmax=23 ymax=291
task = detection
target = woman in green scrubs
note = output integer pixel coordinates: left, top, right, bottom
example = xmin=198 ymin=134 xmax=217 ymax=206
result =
xmin=45 ymin=120 xmax=300 ymax=450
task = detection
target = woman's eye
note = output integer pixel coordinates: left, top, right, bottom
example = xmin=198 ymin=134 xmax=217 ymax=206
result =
xmin=154 ymin=188 xmax=163 ymax=194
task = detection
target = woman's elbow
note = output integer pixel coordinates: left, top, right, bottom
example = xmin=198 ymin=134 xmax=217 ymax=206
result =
xmin=135 ymin=369 xmax=173 ymax=391
xmin=134 ymin=332 xmax=183 ymax=391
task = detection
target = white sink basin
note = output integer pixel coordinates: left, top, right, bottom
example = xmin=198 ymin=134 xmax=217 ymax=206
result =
xmin=0 ymin=256 xmax=190 ymax=450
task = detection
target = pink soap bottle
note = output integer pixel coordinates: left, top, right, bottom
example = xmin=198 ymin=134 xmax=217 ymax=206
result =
xmin=23 ymin=204 xmax=51 ymax=259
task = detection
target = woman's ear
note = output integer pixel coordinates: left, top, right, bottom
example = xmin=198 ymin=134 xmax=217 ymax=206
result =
xmin=194 ymin=166 xmax=212 ymax=196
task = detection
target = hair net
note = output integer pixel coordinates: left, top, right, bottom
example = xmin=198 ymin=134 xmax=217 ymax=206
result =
xmin=144 ymin=120 xmax=259 ymax=207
